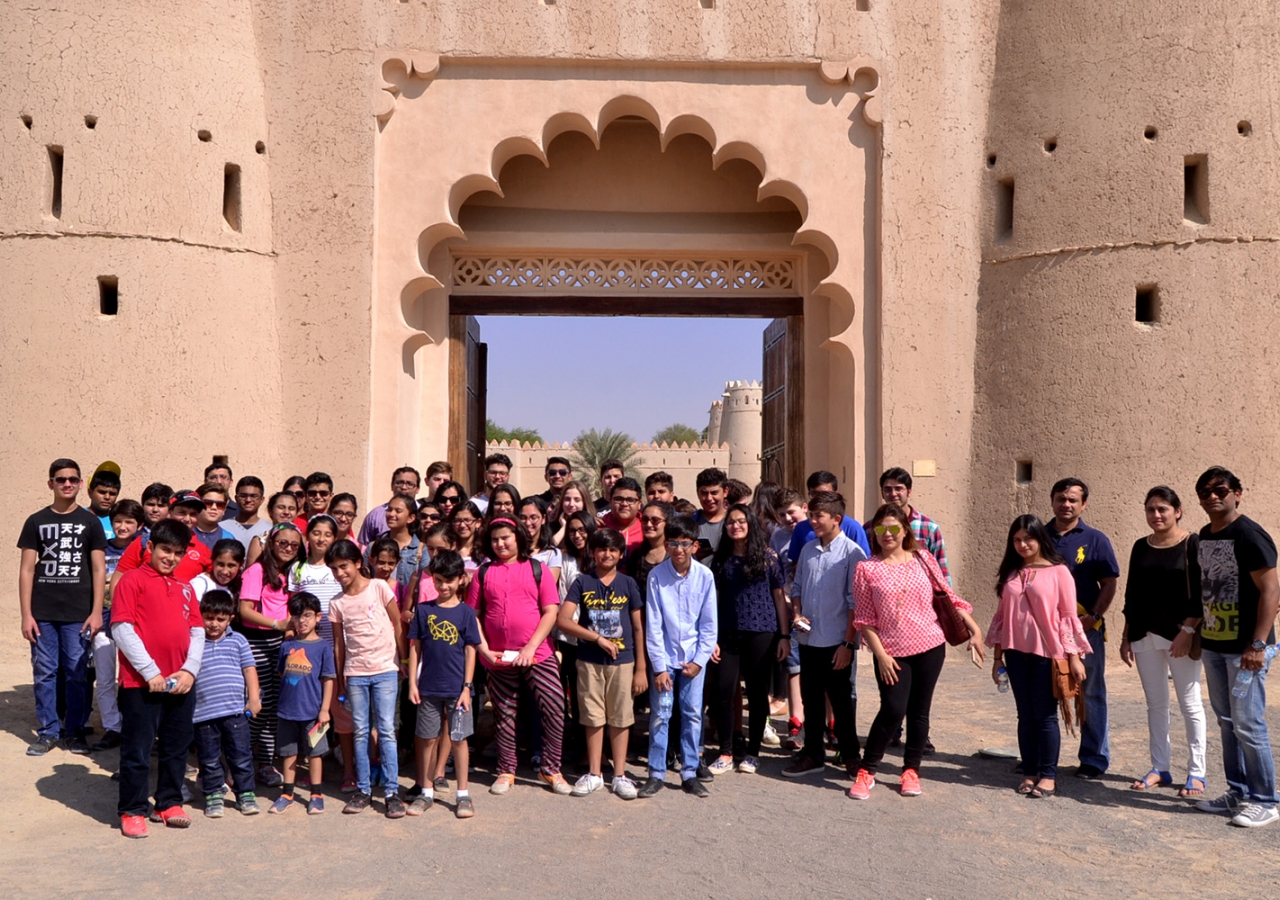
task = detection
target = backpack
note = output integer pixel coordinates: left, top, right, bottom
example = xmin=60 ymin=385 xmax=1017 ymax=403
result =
xmin=475 ymin=557 xmax=543 ymax=621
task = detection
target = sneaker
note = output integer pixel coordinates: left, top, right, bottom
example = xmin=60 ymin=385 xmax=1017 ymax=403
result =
xmin=26 ymin=736 xmax=58 ymax=756
xmin=257 ymin=765 xmax=284 ymax=788
xmin=738 ymin=756 xmax=759 ymax=775
xmin=156 ymin=805 xmax=191 ymax=828
xmin=923 ymin=740 xmax=936 ymax=756
xmin=204 ymin=794 xmax=225 ymax=818
xmin=1231 ymin=803 xmax=1279 ymax=828
xmin=180 ymin=783 xmax=193 ymax=803
xmin=308 ymin=796 xmax=325 ymax=815
xmin=847 ymin=769 xmax=876 ymax=800
xmin=407 ymin=794 xmax=433 ymax=816
xmin=433 ymin=776 xmax=449 ymax=791
xmin=781 ymin=757 xmax=824 ymax=778
xmin=90 ymin=730 xmax=122 ymax=752
xmin=120 ymin=814 xmax=149 ymax=839
xmin=340 ymin=777 xmax=357 ymax=794
xmin=455 ymin=795 xmax=475 ymax=818
xmin=696 ymin=763 xmax=714 ymax=783
xmin=682 ymin=777 xmax=710 ymax=798
xmin=385 ymin=795 xmax=406 ymax=818
xmin=269 ymin=795 xmax=293 ymax=814
xmin=611 ymin=775 xmax=638 ymax=800
xmin=1196 ymin=790 xmax=1244 ymax=815
xmin=342 ymin=792 xmax=371 ymax=814
xmin=540 ymin=771 xmax=572 ymax=795
xmin=707 ymin=755 xmax=735 ymax=776
xmin=1074 ymin=764 xmax=1104 ymax=780
xmin=783 ymin=717 xmax=803 ymax=750
xmin=238 ymin=793 xmax=260 ymax=815
xmin=637 ymin=776 xmax=665 ymax=798
xmin=571 ymin=773 xmax=605 ymax=796
xmin=65 ymin=735 xmax=91 ymax=755
xmin=900 ymin=768 xmax=922 ymax=797
xmin=490 ymin=773 xmax=516 ymax=795
xmin=761 ymin=722 xmax=781 ymax=747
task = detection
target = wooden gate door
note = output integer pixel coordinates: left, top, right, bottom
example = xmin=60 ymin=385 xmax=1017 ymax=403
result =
xmin=760 ymin=316 xmax=804 ymax=488
xmin=448 ymin=315 xmax=487 ymax=493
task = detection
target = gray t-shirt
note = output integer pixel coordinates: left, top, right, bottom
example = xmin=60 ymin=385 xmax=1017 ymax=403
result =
xmin=220 ymin=518 xmax=271 ymax=554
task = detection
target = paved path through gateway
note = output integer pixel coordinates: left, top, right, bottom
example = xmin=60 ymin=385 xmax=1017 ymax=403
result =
xmin=0 ymin=625 xmax=1275 ymax=900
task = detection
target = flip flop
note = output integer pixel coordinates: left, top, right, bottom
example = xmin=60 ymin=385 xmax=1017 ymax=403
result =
xmin=1130 ymin=769 xmax=1173 ymax=791
xmin=1178 ymin=776 xmax=1206 ymax=798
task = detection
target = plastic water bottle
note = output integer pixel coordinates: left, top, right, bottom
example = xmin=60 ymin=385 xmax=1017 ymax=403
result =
xmin=163 ymin=677 xmax=178 ymax=693
xmin=1232 ymin=646 xmax=1278 ymax=698
xmin=338 ymin=693 xmax=350 ymax=711
xmin=449 ymin=705 xmax=468 ymax=742
xmin=996 ymin=666 xmax=1010 ymax=693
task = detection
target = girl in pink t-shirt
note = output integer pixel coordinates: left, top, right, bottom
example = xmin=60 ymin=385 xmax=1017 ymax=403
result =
xmin=238 ymin=522 xmax=303 ymax=786
xmin=466 ymin=518 xmax=569 ymax=796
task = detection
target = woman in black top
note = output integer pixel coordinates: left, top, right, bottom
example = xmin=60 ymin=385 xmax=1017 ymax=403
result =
xmin=1120 ymin=485 xmax=1207 ymax=797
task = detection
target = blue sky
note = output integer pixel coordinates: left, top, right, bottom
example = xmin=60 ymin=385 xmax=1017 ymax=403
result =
xmin=481 ymin=316 xmax=765 ymax=444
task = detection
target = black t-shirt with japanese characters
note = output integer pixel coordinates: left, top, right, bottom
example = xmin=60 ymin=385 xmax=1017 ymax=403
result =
xmin=17 ymin=506 xmax=107 ymax=623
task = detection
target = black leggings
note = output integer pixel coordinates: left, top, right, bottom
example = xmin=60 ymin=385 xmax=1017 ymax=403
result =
xmin=861 ymin=642 xmax=946 ymax=774
xmin=710 ymin=630 xmax=779 ymax=758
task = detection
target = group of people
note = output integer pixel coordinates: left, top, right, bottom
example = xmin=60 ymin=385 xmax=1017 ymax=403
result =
xmin=15 ymin=451 xmax=1279 ymax=837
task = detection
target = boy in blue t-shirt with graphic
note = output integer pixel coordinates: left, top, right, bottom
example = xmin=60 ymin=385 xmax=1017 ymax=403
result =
xmin=407 ymin=550 xmax=482 ymax=818
xmin=192 ymin=589 xmax=261 ymax=817
xmin=271 ymin=592 xmax=336 ymax=815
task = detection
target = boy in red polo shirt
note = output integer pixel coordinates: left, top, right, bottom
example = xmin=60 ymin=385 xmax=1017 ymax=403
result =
xmin=111 ymin=519 xmax=206 ymax=838
xmin=109 ymin=491 xmax=212 ymax=593
xmin=600 ymin=478 xmax=645 ymax=555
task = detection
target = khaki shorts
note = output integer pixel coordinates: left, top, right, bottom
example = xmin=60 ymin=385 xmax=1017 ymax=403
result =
xmin=576 ymin=660 xmax=636 ymax=728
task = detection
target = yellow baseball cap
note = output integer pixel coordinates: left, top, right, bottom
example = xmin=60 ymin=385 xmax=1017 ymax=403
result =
xmin=93 ymin=460 xmax=121 ymax=478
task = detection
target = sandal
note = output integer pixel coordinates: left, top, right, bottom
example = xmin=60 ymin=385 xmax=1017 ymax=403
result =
xmin=1130 ymin=769 xmax=1173 ymax=791
xmin=1178 ymin=776 xmax=1206 ymax=799
xmin=1016 ymin=779 xmax=1036 ymax=795
xmin=1027 ymin=784 xmax=1056 ymax=799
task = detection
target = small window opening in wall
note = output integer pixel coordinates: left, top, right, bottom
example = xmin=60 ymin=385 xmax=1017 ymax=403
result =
xmin=1015 ymin=460 xmax=1033 ymax=485
xmin=255 ymin=140 xmax=266 ymax=154
xmin=995 ymin=177 xmax=1014 ymax=241
xmin=1135 ymin=284 xmax=1160 ymax=325
xmin=1238 ymin=120 xmax=1253 ymax=137
xmin=1043 ymin=137 xmax=1057 ymax=153
xmin=856 ymin=0 xmax=870 ymax=10
xmin=84 ymin=115 xmax=97 ymax=129
xmin=1183 ymin=154 xmax=1209 ymax=224
xmin=212 ymin=454 xmax=229 ymax=467
xmin=986 ymin=154 xmax=997 ymax=168
xmin=20 ymin=113 xmax=32 ymax=130
xmin=198 ymin=129 xmax=212 ymax=142
xmin=1143 ymin=126 xmax=1158 ymax=141
xmin=699 ymin=0 xmax=714 ymax=7
xmin=97 ymin=277 xmax=118 ymax=316
xmin=222 ymin=163 xmax=241 ymax=232
xmin=47 ymin=146 xmax=63 ymax=219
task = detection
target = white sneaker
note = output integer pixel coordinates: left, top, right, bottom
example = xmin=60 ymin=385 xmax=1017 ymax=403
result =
xmin=1196 ymin=790 xmax=1244 ymax=815
xmin=1231 ymin=804 xmax=1280 ymax=828
xmin=611 ymin=775 xmax=638 ymax=800
xmin=738 ymin=756 xmax=759 ymax=774
xmin=761 ymin=722 xmax=781 ymax=747
xmin=707 ymin=755 xmax=735 ymax=775
xmin=571 ymin=773 xmax=605 ymax=797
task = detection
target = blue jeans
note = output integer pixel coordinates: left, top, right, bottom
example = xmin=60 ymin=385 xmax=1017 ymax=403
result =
xmin=31 ymin=621 xmax=90 ymax=739
xmin=194 ymin=713 xmax=256 ymax=797
xmin=347 ymin=671 xmax=399 ymax=797
xmin=1203 ymin=649 xmax=1277 ymax=806
xmin=1078 ymin=628 xmax=1110 ymax=770
xmin=648 ymin=665 xmax=706 ymax=781
xmin=1005 ymin=650 xmax=1062 ymax=781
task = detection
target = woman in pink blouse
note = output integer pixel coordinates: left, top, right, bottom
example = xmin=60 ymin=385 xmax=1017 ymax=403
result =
xmin=987 ymin=515 xmax=1091 ymax=799
xmin=850 ymin=505 xmax=984 ymax=800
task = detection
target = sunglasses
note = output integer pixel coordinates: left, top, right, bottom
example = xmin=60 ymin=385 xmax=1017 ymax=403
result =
xmin=547 ymin=469 xmax=570 ymax=477
xmin=306 ymin=490 xmax=331 ymax=498
xmin=1196 ymin=484 xmax=1233 ymax=501
xmin=567 ymin=526 xmax=588 ymax=535
xmin=439 ymin=496 xmax=460 ymax=504
xmin=873 ymin=524 xmax=903 ymax=536
xmin=203 ymin=500 xmax=228 ymax=510
xmin=640 ymin=516 xmax=666 ymax=526
xmin=420 ymin=512 xmax=442 ymax=521
xmin=53 ymin=476 xmax=82 ymax=485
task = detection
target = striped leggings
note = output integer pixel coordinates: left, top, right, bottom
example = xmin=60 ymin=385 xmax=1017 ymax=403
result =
xmin=486 ymin=657 xmax=565 ymax=775
xmin=242 ymin=630 xmax=282 ymax=766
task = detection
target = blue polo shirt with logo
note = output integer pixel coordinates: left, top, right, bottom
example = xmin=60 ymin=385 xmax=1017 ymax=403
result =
xmin=1049 ymin=518 xmax=1120 ymax=615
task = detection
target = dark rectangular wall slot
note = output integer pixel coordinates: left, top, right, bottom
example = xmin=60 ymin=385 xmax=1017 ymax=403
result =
xmin=222 ymin=163 xmax=242 ymax=232
xmin=1135 ymin=284 xmax=1160 ymax=324
xmin=1184 ymin=155 xmax=1209 ymax=224
xmin=98 ymin=277 xmax=118 ymax=316
xmin=995 ymin=177 xmax=1014 ymax=240
xmin=1015 ymin=459 xmax=1033 ymax=485
xmin=856 ymin=0 xmax=870 ymax=9
xmin=47 ymin=146 xmax=63 ymax=218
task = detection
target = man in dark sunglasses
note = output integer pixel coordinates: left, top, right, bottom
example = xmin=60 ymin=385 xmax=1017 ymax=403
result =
xmin=192 ymin=483 xmax=235 ymax=551
xmin=538 ymin=457 xmax=573 ymax=507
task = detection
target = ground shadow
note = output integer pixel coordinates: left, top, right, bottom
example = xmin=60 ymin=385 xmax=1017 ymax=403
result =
xmin=36 ymin=762 xmax=118 ymax=826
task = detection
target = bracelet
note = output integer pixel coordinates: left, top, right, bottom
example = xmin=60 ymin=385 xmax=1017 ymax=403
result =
xmin=778 ymin=632 xmax=791 ymax=640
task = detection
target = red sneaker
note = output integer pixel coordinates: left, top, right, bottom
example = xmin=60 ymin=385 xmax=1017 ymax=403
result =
xmin=156 ymin=805 xmax=191 ymax=828
xmin=783 ymin=717 xmax=802 ymax=750
xmin=120 ymin=814 xmax=149 ymax=839
xmin=847 ymin=769 xmax=876 ymax=800
xmin=900 ymin=768 xmax=922 ymax=797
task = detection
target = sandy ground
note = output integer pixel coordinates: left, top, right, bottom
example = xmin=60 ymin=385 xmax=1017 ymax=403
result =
xmin=2 ymin=624 xmax=1278 ymax=900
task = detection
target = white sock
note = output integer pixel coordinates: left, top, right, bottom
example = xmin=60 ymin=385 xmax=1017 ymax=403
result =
xmin=456 ymin=789 xmax=469 ymax=798
xmin=423 ymin=787 xmax=434 ymax=799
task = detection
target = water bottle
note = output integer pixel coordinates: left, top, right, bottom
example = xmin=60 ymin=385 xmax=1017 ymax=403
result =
xmin=996 ymin=666 xmax=1010 ymax=693
xmin=656 ymin=685 xmax=674 ymax=718
xmin=449 ymin=705 xmax=468 ymax=742
xmin=163 ymin=677 xmax=178 ymax=692
xmin=338 ymin=693 xmax=351 ymax=712
xmin=1232 ymin=646 xmax=1278 ymax=698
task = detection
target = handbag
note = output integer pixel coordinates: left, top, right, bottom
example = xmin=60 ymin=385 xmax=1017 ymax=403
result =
xmin=1024 ymin=575 xmax=1086 ymax=735
xmin=916 ymin=551 xmax=969 ymax=646
xmin=1184 ymin=537 xmax=1202 ymax=662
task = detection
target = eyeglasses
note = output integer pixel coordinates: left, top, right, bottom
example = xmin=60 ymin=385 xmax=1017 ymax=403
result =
xmin=873 ymin=524 xmax=903 ymax=536
xmin=518 ymin=515 xmax=542 ymax=525
xmin=235 ymin=492 xmax=262 ymax=501
xmin=613 ymin=496 xmax=640 ymax=505
xmin=273 ymin=540 xmax=301 ymax=551
xmin=331 ymin=510 xmax=356 ymax=519
xmin=547 ymin=469 xmax=570 ymax=477
xmin=1196 ymin=484 xmax=1232 ymax=501
xmin=203 ymin=500 xmax=228 ymax=510
xmin=306 ymin=490 xmax=331 ymax=498
xmin=567 ymin=527 xmax=588 ymax=535
xmin=53 ymin=476 xmax=82 ymax=485
xmin=393 ymin=480 xmax=419 ymax=490
xmin=725 ymin=518 xmax=749 ymax=528
xmin=665 ymin=540 xmax=697 ymax=550
xmin=486 ymin=469 xmax=509 ymax=476
xmin=640 ymin=516 xmax=666 ymax=526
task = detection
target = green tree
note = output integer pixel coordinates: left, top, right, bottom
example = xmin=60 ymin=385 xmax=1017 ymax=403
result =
xmin=652 ymin=423 xmax=701 ymax=446
xmin=569 ymin=428 xmax=644 ymax=494
xmin=486 ymin=418 xmax=543 ymax=445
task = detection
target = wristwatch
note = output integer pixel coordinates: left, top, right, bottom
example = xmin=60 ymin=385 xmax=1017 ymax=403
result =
xmin=778 ymin=631 xmax=791 ymax=640
xmin=1180 ymin=625 xmax=1197 ymax=635
xmin=462 ymin=681 xmax=474 ymax=689
xmin=841 ymin=641 xmax=857 ymax=651
xmin=1250 ymin=639 xmax=1267 ymax=652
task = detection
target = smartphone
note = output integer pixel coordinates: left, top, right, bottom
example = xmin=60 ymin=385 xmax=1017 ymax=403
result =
xmin=500 ymin=650 xmax=519 ymax=663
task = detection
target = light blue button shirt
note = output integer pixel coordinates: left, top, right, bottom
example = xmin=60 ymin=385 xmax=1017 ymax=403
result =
xmin=645 ymin=558 xmax=718 ymax=671
xmin=791 ymin=532 xmax=865 ymax=648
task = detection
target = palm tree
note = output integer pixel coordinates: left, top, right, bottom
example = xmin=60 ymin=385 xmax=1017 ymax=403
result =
xmin=569 ymin=428 xmax=644 ymax=495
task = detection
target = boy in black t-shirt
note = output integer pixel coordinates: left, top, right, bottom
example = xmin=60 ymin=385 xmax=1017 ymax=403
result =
xmin=557 ymin=528 xmax=647 ymax=800
xmin=17 ymin=458 xmax=107 ymax=756
xmin=1192 ymin=467 xmax=1280 ymax=828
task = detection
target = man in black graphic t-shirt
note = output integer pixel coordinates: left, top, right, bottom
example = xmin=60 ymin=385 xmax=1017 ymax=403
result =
xmin=1192 ymin=466 xmax=1279 ymax=828
xmin=17 ymin=459 xmax=107 ymax=756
